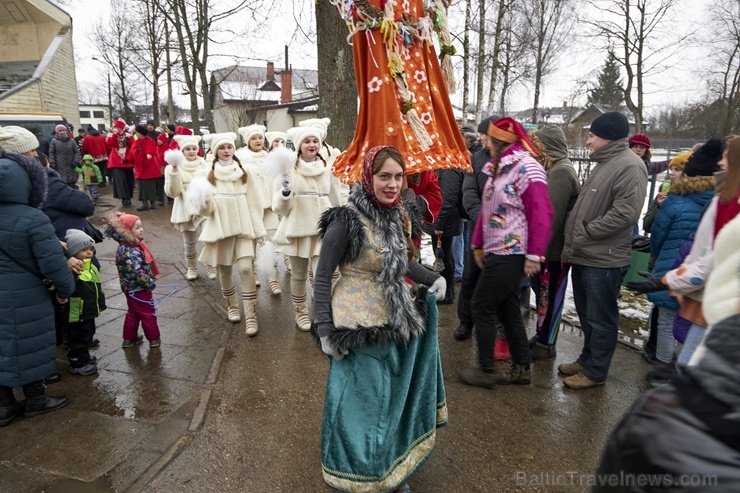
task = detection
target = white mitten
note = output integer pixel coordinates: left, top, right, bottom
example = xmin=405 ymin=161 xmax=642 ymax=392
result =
xmin=320 ymin=336 xmax=348 ymax=361
xmin=281 ymin=173 xmax=291 ymax=193
xmin=429 ymin=276 xmax=447 ymax=301
xmin=164 ymin=149 xmax=185 ymax=169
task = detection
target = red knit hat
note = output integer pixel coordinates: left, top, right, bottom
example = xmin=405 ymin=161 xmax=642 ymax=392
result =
xmin=113 ymin=119 xmax=127 ymax=130
xmin=175 ymin=126 xmax=193 ymax=136
xmin=628 ymin=133 xmax=651 ymax=148
xmin=487 ymin=117 xmax=539 ymax=156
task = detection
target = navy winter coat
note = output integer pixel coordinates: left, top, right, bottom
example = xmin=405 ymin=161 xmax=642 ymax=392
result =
xmin=0 ymin=150 xmax=75 ymax=388
xmin=41 ymin=167 xmax=95 ymax=239
xmin=648 ymin=176 xmax=715 ymax=309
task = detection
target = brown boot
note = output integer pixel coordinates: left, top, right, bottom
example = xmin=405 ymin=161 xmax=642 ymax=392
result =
xmin=558 ymin=361 xmax=583 ymax=376
xmin=563 ymin=372 xmax=605 ymax=390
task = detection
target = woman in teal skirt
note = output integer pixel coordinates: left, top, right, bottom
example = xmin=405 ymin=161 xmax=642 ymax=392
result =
xmin=312 ymin=146 xmax=448 ymax=493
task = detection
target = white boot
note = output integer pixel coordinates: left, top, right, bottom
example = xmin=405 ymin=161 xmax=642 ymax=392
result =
xmin=205 ymin=264 xmax=218 ymax=280
xmin=268 ymin=278 xmax=282 ymax=295
xmin=185 ymin=254 xmax=198 ymax=280
xmin=243 ymin=291 xmax=258 ymax=336
xmin=292 ymin=293 xmax=311 ymax=331
xmin=222 ymin=287 xmax=240 ymax=322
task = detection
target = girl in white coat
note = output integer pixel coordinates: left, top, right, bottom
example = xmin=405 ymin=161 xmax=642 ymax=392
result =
xmin=237 ymin=124 xmax=282 ymax=295
xmin=164 ymin=135 xmax=210 ymax=281
xmin=272 ymin=126 xmax=342 ymax=331
xmin=188 ymin=132 xmax=267 ymax=336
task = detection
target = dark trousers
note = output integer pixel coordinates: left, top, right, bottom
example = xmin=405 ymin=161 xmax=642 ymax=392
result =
xmin=531 ymin=260 xmax=567 ymax=347
xmin=572 ymin=264 xmax=629 ymax=382
xmin=439 ymin=235 xmax=454 ymax=301
xmin=155 ymin=176 xmax=165 ymax=204
xmin=67 ymin=319 xmax=95 ymax=368
xmin=471 ymin=254 xmax=529 ymax=368
xmin=97 ymin=159 xmax=108 ymax=184
xmin=457 ymin=247 xmax=481 ymax=327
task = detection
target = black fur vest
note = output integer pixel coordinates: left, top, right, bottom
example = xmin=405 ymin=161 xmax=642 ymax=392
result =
xmin=315 ymin=185 xmax=426 ymax=350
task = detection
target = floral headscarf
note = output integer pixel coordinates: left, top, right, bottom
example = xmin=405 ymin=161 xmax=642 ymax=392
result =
xmin=361 ymin=145 xmax=400 ymax=209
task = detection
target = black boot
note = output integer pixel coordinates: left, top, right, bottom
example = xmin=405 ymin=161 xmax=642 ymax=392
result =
xmin=149 ymin=200 xmax=157 ymax=210
xmin=136 ymin=201 xmax=150 ymax=211
xmin=454 ymin=323 xmax=472 ymax=340
xmin=0 ymin=386 xmax=19 ymax=426
xmin=20 ymin=381 xmax=69 ymax=418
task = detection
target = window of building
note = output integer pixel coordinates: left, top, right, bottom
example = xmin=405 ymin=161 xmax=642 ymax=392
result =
xmin=80 ymin=111 xmax=91 ymax=118
xmin=93 ymin=111 xmax=105 ymax=119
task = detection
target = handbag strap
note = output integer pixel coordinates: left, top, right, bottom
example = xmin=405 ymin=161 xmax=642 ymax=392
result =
xmin=0 ymin=244 xmax=48 ymax=281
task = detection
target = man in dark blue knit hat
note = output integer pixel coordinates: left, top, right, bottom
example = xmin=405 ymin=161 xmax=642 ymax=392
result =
xmin=559 ymin=111 xmax=648 ymax=389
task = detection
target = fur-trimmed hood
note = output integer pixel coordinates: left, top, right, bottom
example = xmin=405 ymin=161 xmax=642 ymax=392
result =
xmin=105 ymin=212 xmax=140 ymax=244
xmin=0 ymin=150 xmax=48 ymax=208
xmin=669 ymin=175 xmax=715 ymax=196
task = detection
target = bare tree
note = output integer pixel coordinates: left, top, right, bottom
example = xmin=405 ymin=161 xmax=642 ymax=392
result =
xmin=157 ymin=0 xmax=265 ymax=133
xmin=484 ymin=0 xmax=511 ymax=117
xmin=127 ymin=0 xmax=171 ymax=126
xmin=518 ymin=0 xmax=576 ymax=124
xmin=705 ymin=0 xmax=740 ymax=136
xmin=91 ymin=2 xmax=139 ymax=123
xmin=461 ymin=0 xmax=473 ymax=120
xmin=583 ymin=0 xmax=688 ymax=132
xmin=316 ymin=0 xmax=357 ymax=149
xmin=474 ymin=0 xmax=487 ymax=120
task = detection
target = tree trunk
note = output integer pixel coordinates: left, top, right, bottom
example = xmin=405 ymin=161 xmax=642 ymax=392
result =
xmin=315 ymin=1 xmax=357 ymax=150
xmin=462 ymin=0 xmax=471 ymax=121
xmin=486 ymin=0 xmax=507 ymax=117
xmin=475 ymin=0 xmax=486 ymax=121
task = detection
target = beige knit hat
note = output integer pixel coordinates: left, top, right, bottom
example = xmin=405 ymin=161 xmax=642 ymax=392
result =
xmin=203 ymin=132 xmax=237 ymax=154
xmin=0 ymin=126 xmax=39 ymax=154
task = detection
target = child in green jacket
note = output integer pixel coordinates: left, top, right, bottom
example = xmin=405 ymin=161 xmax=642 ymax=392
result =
xmin=64 ymin=229 xmax=106 ymax=375
xmin=75 ymin=154 xmax=103 ymax=204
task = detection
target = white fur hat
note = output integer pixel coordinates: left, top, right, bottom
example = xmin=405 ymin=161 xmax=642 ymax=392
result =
xmin=299 ymin=118 xmax=331 ymax=138
xmin=703 ymin=213 xmax=740 ymax=327
xmin=203 ymin=132 xmax=237 ymax=153
xmin=173 ymin=134 xmax=200 ymax=151
xmin=237 ymin=124 xmax=266 ymax=147
xmin=265 ymin=131 xmax=288 ymax=147
xmin=0 ymin=126 xmax=39 ymax=154
xmin=287 ymin=126 xmax=322 ymax=150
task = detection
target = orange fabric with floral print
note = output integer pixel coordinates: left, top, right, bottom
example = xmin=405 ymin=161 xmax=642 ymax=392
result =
xmin=331 ymin=0 xmax=471 ymax=184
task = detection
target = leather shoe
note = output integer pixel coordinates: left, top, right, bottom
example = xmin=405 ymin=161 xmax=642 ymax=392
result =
xmin=42 ymin=373 xmax=62 ymax=385
xmin=453 ymin=324 xmax=472 ymax=340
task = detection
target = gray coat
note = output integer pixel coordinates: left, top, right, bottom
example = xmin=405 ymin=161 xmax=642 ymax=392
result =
xmin=0 ymin=151 xmax=75 ymax=388
xmin=562 ymin=138 xmax=648 ymax=268
xmin=49 ymin=136 xmax=80 ymax=185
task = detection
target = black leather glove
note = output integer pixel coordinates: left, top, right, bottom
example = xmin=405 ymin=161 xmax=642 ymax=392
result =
xmin=625 ymin=271 xmax=665 ymax=294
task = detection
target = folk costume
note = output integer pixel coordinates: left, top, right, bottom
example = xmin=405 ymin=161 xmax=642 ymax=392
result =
xmin=163 ymin=134 xmax=210 ymax=281
xmin=312 ymin=146 xmax=447 ymax=492
xmin=187 ymin=132 xmax=267 ymax=336
xmin=271 ymin=126 xmax=343 ymax=331
xmin=237 ymin=124 xmax=282 ymax=294
xmin=106 ymin=119 xmax=136 ymax=206
xmin=329 ymin=0 xmax=470 ymax=183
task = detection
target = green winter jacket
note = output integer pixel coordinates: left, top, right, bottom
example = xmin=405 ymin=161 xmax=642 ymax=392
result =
xmin=68 ymin=258 xmax=106 ymax=322
xmin=562 ymin=138 xmax=648 ymax=268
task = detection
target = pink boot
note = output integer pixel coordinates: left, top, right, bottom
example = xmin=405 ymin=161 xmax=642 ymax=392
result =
xmin=494 ymin=337 xmax=510 ymax=361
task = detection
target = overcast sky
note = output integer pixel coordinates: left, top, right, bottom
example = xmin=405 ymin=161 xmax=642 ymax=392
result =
xmin=66 ymin=0 xmax=707 ymax=115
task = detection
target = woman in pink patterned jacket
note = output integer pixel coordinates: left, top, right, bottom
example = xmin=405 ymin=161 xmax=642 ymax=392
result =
xmin=459 ymin=117 xmax=553 ymax=388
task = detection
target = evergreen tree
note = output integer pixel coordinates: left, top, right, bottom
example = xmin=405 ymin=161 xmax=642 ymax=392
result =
xmin=587 ymin=49 xmax=624 ymax=110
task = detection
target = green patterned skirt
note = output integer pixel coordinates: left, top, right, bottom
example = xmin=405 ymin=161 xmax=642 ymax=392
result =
xmin=320 ymin=292 xmax=447 ymax=492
